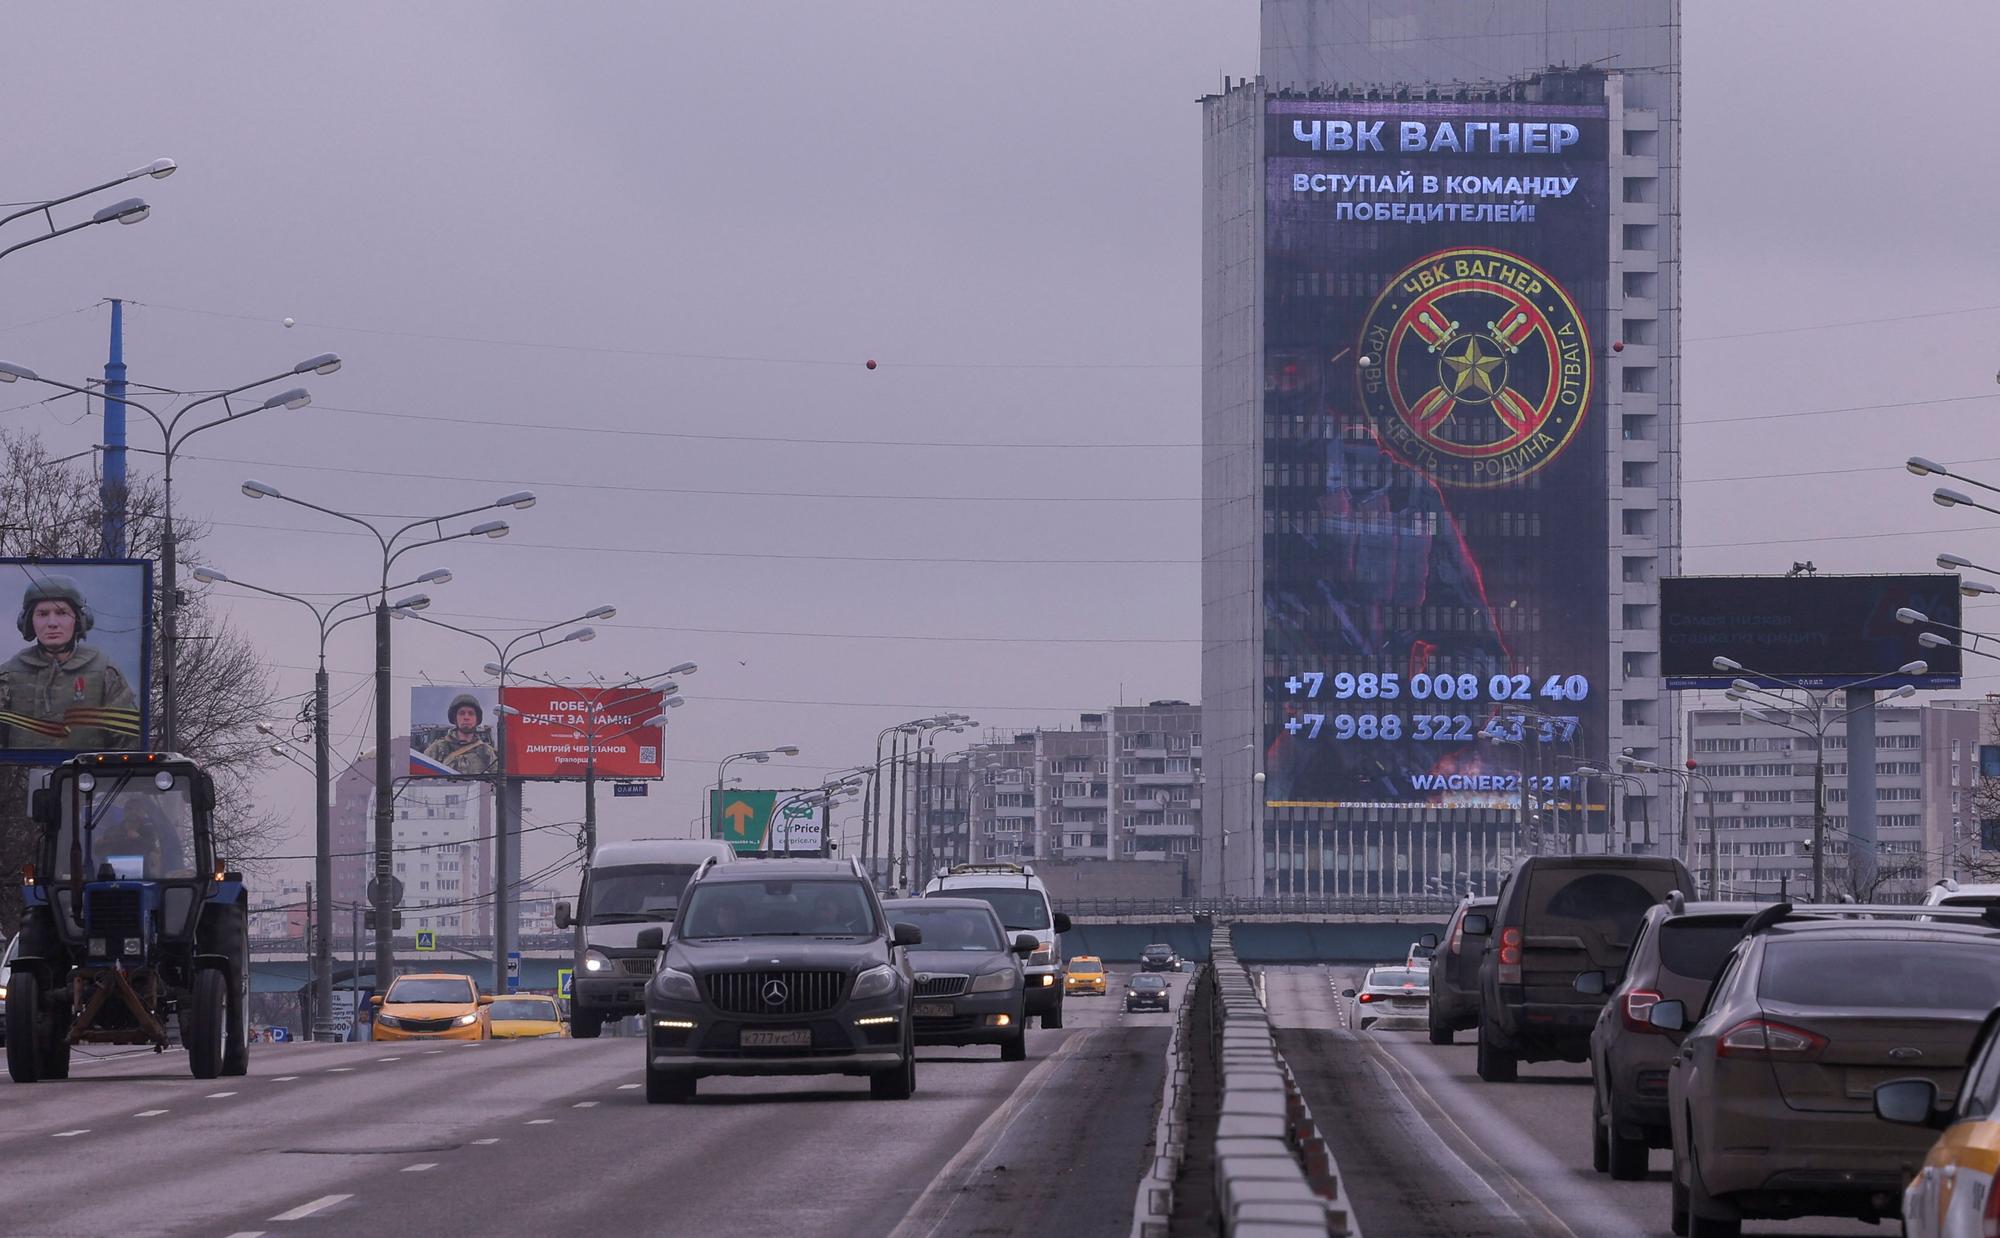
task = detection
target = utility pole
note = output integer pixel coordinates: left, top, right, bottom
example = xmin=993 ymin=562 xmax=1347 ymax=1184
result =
xmin=373 ymin=598 xmax=394 ymax=988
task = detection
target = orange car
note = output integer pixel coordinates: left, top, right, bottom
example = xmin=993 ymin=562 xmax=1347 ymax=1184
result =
xmin=371 ymin=973 xmax=492 ymax=1042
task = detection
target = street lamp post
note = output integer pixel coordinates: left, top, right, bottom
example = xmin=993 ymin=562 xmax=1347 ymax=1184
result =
xmin=0 ymin=354 xmax=339 ymax=750
xmin=0 ymin=157 xmax=172 ymax=265
xmin=1618 ymin=756 xmax=1719 ymax=895
xmin=241 ymin=480 xmax=533 ymax=988
xmin=914 ymin=719 xmax=972 ymax=882
xmin=1714 ymin=654 xmax=1925 ymax=902
xmin=404 ymin=607 xmax=612 ymax=992
xmin=197 ymin=566 xmax=442 ymax=1038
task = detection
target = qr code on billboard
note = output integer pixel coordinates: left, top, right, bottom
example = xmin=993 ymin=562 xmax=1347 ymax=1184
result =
xmin=640 ymin=745 xmax=658 ymax=765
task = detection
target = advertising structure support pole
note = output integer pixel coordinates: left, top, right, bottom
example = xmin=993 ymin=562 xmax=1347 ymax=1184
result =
xmin=1845 ymin=688 xmax=1879 ymax=898
xmin=492 ymin=694 xmax=511 ymax=997
xmin=372 ymin=599 xmax=395 ymax=989
xmin=101 ymin=298 xmax=128 ymax=559
xmin=312 ymin=664 xmax=336 ymax=1041
xmin=1811 ymin=738 xmax=1828 ymax=903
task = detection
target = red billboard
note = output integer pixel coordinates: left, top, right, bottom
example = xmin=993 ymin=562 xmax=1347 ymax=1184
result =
xmin=501 ymin=685 xmax=666 ymax=780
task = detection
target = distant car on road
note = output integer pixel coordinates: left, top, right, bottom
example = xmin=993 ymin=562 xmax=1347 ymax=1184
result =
xmin=1656 ymin=903 xmax=2000 ymax=1236
xmin=371 ymin=973 xmax=492 ymax=1043
xmin=486 ymin=995 xmax=567 ymax=1039
xmin=1139 ymin=943 xmax=1177 ymax=972
xmin=642 ymin=856 xmax=921 ymax=1104
xmin=923 ymin=862 xmax=1072 ymax=1029
xmin=1064 ymin=956 xmax=1107 ymax=997
xmin=1469 ymin=854 xmax=1695 ymax=1083
xmin=1405 ymin=940 xmax=1436 ymax=970
xmin=1125 ymin=973 xmax=1171 ymax=1013
xmin=882 ymin=897 xmax=1035 ymax=1062
xmin=1426 ymin=896 xmax=1496 ymax=1046
xmin=1579 ymin=894 xmax=1760 ymax=1180
xmin=1350 ymin=965 xmax=1429 ymax=1031
xmin=556 ymin=838 xmax=736 ymax=1040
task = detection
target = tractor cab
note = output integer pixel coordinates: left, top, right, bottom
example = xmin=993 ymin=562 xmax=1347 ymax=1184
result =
xmin=8 ymin=751 xmax=250 ymax=1082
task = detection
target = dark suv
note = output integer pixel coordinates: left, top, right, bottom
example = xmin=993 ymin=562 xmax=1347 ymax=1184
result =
xmin=1470 ymin=854 xmax=1695 ymax=1082
xmin=1425 ymin=896 xmax=1496 ymax=1045
xmin=1579 ymin=894 xmax=1760 ymax=1179
xmin=640 ymin=857 xmax=923 ymax=1104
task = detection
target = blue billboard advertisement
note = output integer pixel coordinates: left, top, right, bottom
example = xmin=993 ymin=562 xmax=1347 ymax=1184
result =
xmin=1261 ymin=90 xmax=1611 ymax=810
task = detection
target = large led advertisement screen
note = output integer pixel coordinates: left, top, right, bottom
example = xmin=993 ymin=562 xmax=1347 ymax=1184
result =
xmin=1261 ymin=94 xmax=1611 ymax=808
xmin=1660 ymin=574 xmax=1963 ymax=689
xmin=0 ymin=558 xmax=150 ymax=761
xmin=501 ymin=686 xmax=666 ymax=780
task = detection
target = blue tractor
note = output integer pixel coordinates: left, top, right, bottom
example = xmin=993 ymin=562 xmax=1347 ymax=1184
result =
xmin=6 ymin=751 xmax=250 ymax=1082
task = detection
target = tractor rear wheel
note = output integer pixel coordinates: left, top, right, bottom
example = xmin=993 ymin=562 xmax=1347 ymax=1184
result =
xmin=187 ymin=969 xmax=227 ymax=1080
xmin=6 ymin=970 xmax=42 ymax=1083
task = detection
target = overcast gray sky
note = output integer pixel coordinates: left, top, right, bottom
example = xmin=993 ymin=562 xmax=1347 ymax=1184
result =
xmin=3 ymin=2 xmax=1996 ymax=888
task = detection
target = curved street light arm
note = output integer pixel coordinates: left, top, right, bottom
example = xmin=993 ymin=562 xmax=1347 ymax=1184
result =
xmin=0 ymin=161 xmax=171 ymax=232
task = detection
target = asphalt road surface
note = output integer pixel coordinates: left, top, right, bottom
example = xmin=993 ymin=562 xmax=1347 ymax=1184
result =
xmin=1 ymin=969 xmax=1186 ymax=1238
xmin=1263 ymin=964 xmax=1894 ymax=1238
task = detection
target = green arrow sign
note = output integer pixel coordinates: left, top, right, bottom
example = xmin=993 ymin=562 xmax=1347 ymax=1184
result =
xmin=711 ymin=789 xmax=776 ymax=853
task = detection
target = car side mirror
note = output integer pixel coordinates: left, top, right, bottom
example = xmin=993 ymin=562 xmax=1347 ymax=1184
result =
xmin=369 ymin=994 xmax=384 ymax=1007
xmin=553 ymin=901 xmax=573 ymax=930
xmin=1418 ymin=933 xmax=1438 ymax=949
xmin=1573 ymin=971 xmax=1607 ymax=997
xmin=1648 ymin=999 xmax=1686 ymax=1032
xmin=28 ymin=787 xmax=54 ymax=827
xmin=1874 ymin=1077 xmax=1949 ymax=1129
xmin=477 ymin=995 xmax=495 ymax=1006
xmin=636 ymin=927 xmax=664 ymax=952
xmin=1012 ymin=933 xmax=1039 ymax=956
xmin=1052 ymin=912 xmax=1073 ymax=934
xmin=1341 ymin=988 xmax=1357 ymax=998
xmin=892 ymin=922 xmax=924 ymax=948
xmin=1461 ymin=913 xmax=1491 ymax=936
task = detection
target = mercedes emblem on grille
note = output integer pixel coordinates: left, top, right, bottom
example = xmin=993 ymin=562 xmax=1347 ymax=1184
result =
xmin=761 ymin=979 xmax=789 ymax=1006
xmin=915 ymin=973 xmax=932 ymax=983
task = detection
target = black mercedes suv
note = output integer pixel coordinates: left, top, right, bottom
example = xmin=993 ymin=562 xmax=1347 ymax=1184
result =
xmin=640 ymin=857 xmax=923 ymax=1104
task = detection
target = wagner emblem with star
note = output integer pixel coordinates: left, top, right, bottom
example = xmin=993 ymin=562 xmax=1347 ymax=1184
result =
xmin=1355 ymin=247 xmax=1592 ymax=488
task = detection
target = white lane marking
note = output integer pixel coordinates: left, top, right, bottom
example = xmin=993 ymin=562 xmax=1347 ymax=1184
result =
xmin=51 ymin=1129 xmax=89 ymax=1138
xmin=402 ymin=1163 xmax=437 ymax=1173
xmin=271 ymin=1075 xmax=299 ymax=1082
xmin=526 ymin=1118 xmax=555 ymax=1125
xmin=422 ymin=1049 xmax=444 ymax=1055
xmin=207 ymin=1091 xmax=238 ymax=1099
xmin=572 ymin=1101 xmax=598 ymax=1108
xmin=377 ymin=1056 xmax=402 ymax=1062
xmin=223 ymin=1232 xmax=266 ymax=1238
xmin=134 ymin=1109 xmax=169 ymax=1118
xmin=327 ymin=1067 xmax=355 ymax=1073
xmin=472 ymin=1138 xmax=500 ymax=1145
xmin=616 ymin=1083 xmax=641 ymax=1090
xmin=268 ymin=1195 xmax=352 ymax=1222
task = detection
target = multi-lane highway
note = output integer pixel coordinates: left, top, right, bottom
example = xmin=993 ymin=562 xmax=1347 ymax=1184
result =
xmin=1265 ymin=965 xmax=1894 ymax=1238
xmin=3 ymin=969 xmax=1186 ymax=1238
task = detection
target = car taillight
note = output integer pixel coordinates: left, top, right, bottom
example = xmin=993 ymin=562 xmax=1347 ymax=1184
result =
xmin=1621 ymin=989 xmax=1664 ymax=1034
xmin=1448 ymin=922 xmax=1464 ymax=956
xmin=1498 ymin=927 xmax=1522 ymax=985
xmin=1715 ymin=1018 xmax=1826 ymax=1060
xmin=1357 ymin=993 xmax=1374 ymax=1003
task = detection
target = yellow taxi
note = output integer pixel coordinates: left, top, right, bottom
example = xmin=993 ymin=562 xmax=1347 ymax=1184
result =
xmin=486 ymin=995 xmax=568 ymax=1039
xmin=1064 ymin=955 xmax=1107 ymax=996
xmin=370 ymin=973 xmax=491 ymax=1042
xmin=1876 ymin=1009 xmax=2000 ymax=1237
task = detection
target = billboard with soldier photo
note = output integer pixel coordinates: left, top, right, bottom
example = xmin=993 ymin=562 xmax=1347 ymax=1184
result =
xmin=0 ymin=559 xmax=150 ymax=762
xmin=409 ymin=685 xmax=500 ymax=778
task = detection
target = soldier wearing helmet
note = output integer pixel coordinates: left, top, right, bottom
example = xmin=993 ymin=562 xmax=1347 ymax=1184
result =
xmin=0 ymin=574 xmax=139 ymax=751
xmin=421 ymin=691 xmax=498 ymax=775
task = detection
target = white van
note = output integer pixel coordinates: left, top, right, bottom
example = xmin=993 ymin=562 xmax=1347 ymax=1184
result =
xmin=922 ymin=863 xmax=1071 ymax=1029
xmin=556 ymin=839 xmax=734 ymax=1037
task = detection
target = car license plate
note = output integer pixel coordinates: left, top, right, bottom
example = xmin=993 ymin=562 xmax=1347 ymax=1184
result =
xmin=914 ymin=1003 xmax=955 ymax=1019
xmin=740 ymin=1028 xmax=810 ymax=1049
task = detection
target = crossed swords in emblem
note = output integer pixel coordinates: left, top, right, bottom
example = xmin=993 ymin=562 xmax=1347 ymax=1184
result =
xmin=1403 ymin=305 xmax=1542 ymax=442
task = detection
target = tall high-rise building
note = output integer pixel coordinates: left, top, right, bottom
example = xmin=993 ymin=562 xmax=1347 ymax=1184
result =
xmin=331 ymin=744 xmax=492 ymax=938
xmin=1202 ymin=1 xmax=1681 ymax=895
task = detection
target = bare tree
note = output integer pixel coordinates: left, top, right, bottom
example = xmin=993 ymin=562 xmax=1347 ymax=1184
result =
xmin=0 ymin=429 xmax=282 ymax=927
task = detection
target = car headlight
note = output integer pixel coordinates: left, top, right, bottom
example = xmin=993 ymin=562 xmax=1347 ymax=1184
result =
xmin=456 ymin=1013 xmax=480 ymax=1027
xmin=851 ymin=964 xmax=900 ymax=1001
xmin=654 ymin=967 xmax=699 ymax=1002
xmin=0 ymin=984 xmax=9 ymax=1001
xmin=583 ymin=948 xmax=615 ymax=973
xmin=375 ymin=1012 xmax=402 ymax=1029
xmin=968 ymin=968 xmax=1018 ymax=994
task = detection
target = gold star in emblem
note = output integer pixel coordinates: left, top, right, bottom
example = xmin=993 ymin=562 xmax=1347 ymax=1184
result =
xmin=1441 ymin=337 xmax=1504 ymax=397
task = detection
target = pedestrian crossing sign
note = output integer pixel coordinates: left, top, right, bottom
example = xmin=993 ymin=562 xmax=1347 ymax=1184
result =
xmin=557 ymin=968 xmax=574 ymax=999
xmin=415 ymin=930 xmax=437 ymax=951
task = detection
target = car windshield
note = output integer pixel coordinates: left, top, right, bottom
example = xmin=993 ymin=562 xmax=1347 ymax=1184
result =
xmin=1368 ymin=968 xmax=1427 ymax=989
xmin=678 ymin=879 xmax=877 ymax=938
xmin=1130 ymin=975 xmax=1167 ymax=989
xmin=1144 ymin=944 xmax=1171 ymax=954
xmin=890 ymin=907 xmax=1002 ymax=951
xmin=1761 ymin=939 xmax=2000 ymax=1011
xmin=944 ymin=887 xmax=1050 ymax=931
xmin=54 ymin=773 xmax=199 ymax=881
xmin=1070 ymin=959 xmax=1102 ymax=973
xmin=585 ymin=864 xmax=701 ymax=924
xmin=1657 ymin=918 xmax=1752 ymax=981
xmin=386 ymin=978 xmax=475 ymax=1004
xmin=487 ymin=998 xmax=558 ymax=1021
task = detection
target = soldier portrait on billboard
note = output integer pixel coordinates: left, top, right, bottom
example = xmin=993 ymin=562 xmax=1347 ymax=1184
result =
xmin=420 ymin=692 xmax=499 ymax=776
xmin=0 ymin=573 xmax=141 ymax=752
